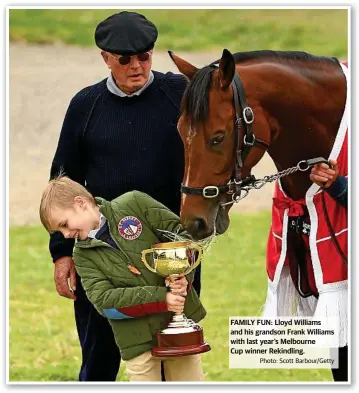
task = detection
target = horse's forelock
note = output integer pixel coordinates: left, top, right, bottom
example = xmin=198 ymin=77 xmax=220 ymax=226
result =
xmin=182 ymin=65 xmax=217 ymax=128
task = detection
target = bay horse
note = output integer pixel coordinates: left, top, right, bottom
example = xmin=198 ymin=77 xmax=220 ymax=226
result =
xmin=170 ymin=49 xmax=349 ymax=380
xmin=169 ymin=49 xmax=347 ymax=239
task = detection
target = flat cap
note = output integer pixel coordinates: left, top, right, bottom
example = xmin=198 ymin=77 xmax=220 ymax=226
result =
xmin=95 ymin=11 xmax=158 ymax=55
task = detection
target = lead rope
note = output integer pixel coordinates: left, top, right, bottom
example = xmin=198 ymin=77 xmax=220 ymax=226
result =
xmin=220 ymin=157 xmax=348 ymax=266
xmin=221 ymin=157 xmax=330 ymax=207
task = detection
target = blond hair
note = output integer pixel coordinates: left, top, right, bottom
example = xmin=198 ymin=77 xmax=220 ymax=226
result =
xmin=39 ymin=175 xmax=95 ymax=233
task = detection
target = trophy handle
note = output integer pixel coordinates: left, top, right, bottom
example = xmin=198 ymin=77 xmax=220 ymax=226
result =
xmin=141 ymin=249 xmax=157 ymax=273
xmin=187 ymin=243 xmax=203 ymax=273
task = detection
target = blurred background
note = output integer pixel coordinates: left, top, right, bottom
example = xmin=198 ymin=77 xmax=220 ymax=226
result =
xmin=9 ymin=8 xmax=348 ymax=382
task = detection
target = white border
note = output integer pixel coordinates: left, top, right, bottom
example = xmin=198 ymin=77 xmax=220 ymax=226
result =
xmin=5 ymin=2 xmax=354 ymax=391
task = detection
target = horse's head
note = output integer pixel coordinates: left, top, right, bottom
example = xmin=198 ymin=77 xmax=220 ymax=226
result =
xmin=170 ymin=49 xmax=270 ymax=239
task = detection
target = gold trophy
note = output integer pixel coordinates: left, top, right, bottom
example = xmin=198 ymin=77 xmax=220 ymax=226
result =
xmin=141 ymin=241 xmax=211 ymax=357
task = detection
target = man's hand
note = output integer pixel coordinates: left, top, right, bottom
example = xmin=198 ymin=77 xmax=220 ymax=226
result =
xmin=54 ymin=256 xmax=77 ymax=300
xmin=166 ymin=292 xmax=185 ymax=314
xmin=310 ymin=159 xmax=339 ymax=188
xmin=165 ymin=274 xmax=188 ymax=296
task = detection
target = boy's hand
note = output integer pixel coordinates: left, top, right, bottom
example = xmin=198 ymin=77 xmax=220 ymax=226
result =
xmin=166 ymin=292 xmax=185 ymax=314
xmin=54 ymin=256 xmax=77 ymax=300
xmin=165 ymin=274 xmax=188 ymax=296
xmin=310 ymin=159 xmax=339 ymax=188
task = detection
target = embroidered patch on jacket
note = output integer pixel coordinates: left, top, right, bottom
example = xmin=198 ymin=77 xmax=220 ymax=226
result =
xmin=118 ymin=216 xmax=143 ymax=240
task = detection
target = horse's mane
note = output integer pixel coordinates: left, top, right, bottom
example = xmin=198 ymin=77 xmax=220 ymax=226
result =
xmin=229 ymin=50 xmax=338 ymax=65
xmin=182 ymin=50 xmax=339 ymax=126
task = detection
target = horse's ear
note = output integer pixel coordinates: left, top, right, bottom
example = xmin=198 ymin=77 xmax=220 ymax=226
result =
xmin=218 ymin=49 xmax=235 ymax=89
xmin=168 ymin=51 xmax=199 ymax=80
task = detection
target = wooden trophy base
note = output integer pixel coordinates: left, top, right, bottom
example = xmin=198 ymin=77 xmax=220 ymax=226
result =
xmin=152 ymin=324 xmax=211 ymax=357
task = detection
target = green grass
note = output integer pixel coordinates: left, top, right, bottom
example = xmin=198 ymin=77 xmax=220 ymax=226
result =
xmin=9 ymin=212 xmax=332 ymax=382
xmin=9 ymin=9 xmax=348 ymax=57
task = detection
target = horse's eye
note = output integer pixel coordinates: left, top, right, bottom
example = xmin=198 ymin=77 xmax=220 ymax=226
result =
xmin=210 ymin=134 xmax=225 ymax=147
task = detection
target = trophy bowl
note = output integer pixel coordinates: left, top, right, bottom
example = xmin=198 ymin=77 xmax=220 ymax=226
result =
xmin=141 ymin=241 xmax=211 ymax=357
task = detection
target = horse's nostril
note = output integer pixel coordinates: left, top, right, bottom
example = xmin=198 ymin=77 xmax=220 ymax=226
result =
xmin=192 ymin=217 xmax=207 ymax=234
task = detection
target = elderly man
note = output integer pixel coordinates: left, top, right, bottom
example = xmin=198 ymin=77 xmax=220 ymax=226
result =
xmin=49 ymin=11 xmax=202 ymax=381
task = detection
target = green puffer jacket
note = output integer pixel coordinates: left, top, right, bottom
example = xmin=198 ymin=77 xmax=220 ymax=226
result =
xmin=73 ymin=191 xmax=206 ymax=361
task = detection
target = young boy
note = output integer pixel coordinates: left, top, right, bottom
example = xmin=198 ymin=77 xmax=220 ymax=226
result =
xmin=39 ymin=176 xmax=206 ymax=382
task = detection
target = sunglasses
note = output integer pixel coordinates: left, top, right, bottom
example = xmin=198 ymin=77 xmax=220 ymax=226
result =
xmin=109 ymin=52 xmax=151 ymax=66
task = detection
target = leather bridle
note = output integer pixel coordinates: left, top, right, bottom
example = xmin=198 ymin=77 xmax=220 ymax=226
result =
xmin=181 ymin=70 xmax=270 ymax=200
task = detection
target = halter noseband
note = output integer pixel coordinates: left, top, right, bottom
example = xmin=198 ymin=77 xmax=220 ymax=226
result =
xmin=181 ymin=70 xmax=270 ymax=200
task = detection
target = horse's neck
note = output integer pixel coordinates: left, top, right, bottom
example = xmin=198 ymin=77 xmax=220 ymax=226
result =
xmin=256 ymin=61 xmax=346 ymax=200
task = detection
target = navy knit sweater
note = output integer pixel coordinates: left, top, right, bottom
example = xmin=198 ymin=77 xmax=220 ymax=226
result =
xmin=50 ymin=71 xmax=187 ymax=262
